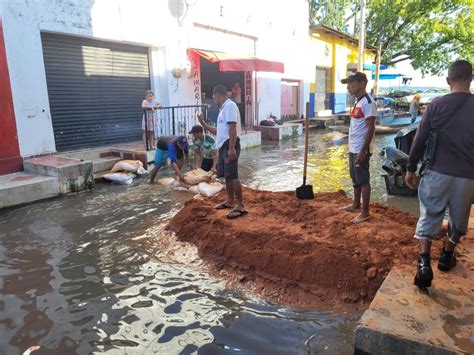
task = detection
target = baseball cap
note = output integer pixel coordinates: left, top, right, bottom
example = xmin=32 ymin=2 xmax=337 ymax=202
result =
xmin=188 ymin=125 xmax=203 ymax=134
xmin=341 ymin=72 xmax=368 ymax=84
xmin=176 ymin=135 xmax=189 ymax=151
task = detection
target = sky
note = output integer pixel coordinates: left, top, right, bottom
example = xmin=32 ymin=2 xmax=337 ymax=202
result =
xmin=379 ymin=61 xmax=448 ymax=88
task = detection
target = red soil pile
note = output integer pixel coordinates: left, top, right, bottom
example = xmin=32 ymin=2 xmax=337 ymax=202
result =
xmin=167 ymin=188 xmax=430 ymax=307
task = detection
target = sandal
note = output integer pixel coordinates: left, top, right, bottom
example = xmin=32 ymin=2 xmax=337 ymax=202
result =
xmin=226 ymin=209 xmax=248 ymax=220
xmin=214 ymin=202 xmax=233 ymax=210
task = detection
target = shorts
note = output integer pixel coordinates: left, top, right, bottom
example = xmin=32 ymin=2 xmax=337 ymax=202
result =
xmin=349 ymin=152 xmax=371 ymax=187
xmin=201 ymin=158 xmax=213 ymax=172
xmin=154 ymin=149 xmax=169 ymax=168
xmin=217 ymin=138 xmax=240 ymax=181
xmin=415 ymin=169 xmax=474 ymax=244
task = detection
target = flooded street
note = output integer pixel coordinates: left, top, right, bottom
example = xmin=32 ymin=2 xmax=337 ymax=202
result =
xmin=0 ymin=129 xmax=419 ymax=354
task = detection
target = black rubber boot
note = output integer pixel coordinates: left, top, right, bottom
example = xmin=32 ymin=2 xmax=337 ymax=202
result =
xmin=438 ymin=248 xmax=456 ymax=271
xmin=414 ymin=253 xmax=433 ymax=288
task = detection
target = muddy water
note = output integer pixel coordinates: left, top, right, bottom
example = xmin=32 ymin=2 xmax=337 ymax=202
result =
xmin=0 ymin=129 xmax=418 ymax=354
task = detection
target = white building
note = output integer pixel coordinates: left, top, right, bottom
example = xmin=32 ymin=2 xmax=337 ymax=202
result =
xmin=0 ymin=0 xmax=320 ymax=174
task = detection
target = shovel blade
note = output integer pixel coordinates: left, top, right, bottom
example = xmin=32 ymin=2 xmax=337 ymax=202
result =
xmin=296 ymin=184 xmax=314 ymax=200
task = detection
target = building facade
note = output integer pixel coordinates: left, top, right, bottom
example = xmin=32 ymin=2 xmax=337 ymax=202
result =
xmin=0 ymin=0 xmax=376 ymax=175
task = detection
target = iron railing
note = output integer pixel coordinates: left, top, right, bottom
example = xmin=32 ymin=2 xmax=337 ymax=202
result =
xmin=143 ymin=105 xmax=208 ymax=151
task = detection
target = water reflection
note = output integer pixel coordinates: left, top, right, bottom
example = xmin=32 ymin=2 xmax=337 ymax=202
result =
xmin=0 ymin=130 xmax=418 ymax=354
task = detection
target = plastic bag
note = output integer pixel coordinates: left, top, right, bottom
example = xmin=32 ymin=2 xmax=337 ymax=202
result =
xmin=188 ymin=185 xmax=200 ymax=194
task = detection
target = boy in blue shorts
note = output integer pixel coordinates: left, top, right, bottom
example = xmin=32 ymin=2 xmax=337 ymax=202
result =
xmin=150 ymin=135 xmax=190 ymax=184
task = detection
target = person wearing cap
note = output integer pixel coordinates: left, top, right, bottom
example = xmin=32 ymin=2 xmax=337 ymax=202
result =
xmin=189 ymin=125 xmax=218 ymax=173
xmin=409 ymin=94 xmax=421 ymax=124
xmin=149 ymin=135 xmax=190 ymax=184
xmin=197 ymin=84 xmax=247 ymax=220
xmin=340 ymin=72 xmax=377 ymax=224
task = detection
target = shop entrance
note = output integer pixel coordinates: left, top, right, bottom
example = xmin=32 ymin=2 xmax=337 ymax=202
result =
xmin=199 ymin=57 xmax=245 ymax=126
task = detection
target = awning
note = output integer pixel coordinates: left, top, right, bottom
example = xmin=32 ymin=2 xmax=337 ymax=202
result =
xmin=372 ymin=73 xmax=405 ymax=80
xmin=191 ymin=49 xmax=284 ymax=73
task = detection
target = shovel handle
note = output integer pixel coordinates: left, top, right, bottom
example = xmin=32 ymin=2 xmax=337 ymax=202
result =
xmin=303 ymin=114 xmax=310 ymax=180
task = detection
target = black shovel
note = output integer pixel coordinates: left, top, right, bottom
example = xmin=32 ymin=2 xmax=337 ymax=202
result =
xmin=296 ymin=114 xmax=314 ymax=199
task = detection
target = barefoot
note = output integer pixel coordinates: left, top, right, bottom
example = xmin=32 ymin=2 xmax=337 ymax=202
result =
xmin=340 ymin=205 xmax=361 ymax=212
xmin=351 ymin=213 xmax=370 ymax=224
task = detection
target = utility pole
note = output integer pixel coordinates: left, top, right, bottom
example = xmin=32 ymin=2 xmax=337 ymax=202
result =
xmin=357 ymin=0 xmax=366 ymax=72
xmin=373 ymin=43 xmax=382 ymax=95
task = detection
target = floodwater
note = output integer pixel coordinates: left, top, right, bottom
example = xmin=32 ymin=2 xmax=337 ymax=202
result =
xmin=0 ymin=128 xmax=419 ymax=354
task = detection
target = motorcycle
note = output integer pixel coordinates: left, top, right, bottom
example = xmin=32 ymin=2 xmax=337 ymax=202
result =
xmin=380 ymin=123 xmax=418 ymax=196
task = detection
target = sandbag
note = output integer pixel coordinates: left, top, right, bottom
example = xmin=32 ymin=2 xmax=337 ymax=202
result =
xmin=111 ymin=160 xmax=147 ymax=174
xmin=103 ymin=172 xmax=135 ymax=185
xmin=188 ymin=185 xmax=200 ymax=195
xmin=183 ymin=168 xmax=211 ymax=185
xmin=198 ymin=182 xmax=224 ymax=197
xmin=158 ymin=177 xmax=177 ymax=186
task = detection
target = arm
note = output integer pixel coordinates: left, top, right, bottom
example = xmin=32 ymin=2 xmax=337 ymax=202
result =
xmin=142 ymin=100 xmax=151 ymax=109
xmin=211 ymin=150 xmax=218 ymax=172
xmin=356 ymin=116 xmax=376 ymax=165
xmin=168 ymin=144 xmax=184 ymax=180
xmin=198 ymin=113 xmax=217 ymax=135
xmin=227 ymin=123 xmax=238 ymax=161
xmin=194 ymin=148 xmax=202 ymax=169
xmin=407 ymin=109 xmax=431 ymax=172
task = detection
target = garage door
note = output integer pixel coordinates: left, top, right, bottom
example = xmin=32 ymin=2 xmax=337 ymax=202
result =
xmin=41 ymin=33 xmax=151 ymax=151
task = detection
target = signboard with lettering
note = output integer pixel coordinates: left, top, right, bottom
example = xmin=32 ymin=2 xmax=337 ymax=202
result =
xmin=245 ymin=71 xmax=253 ymax=126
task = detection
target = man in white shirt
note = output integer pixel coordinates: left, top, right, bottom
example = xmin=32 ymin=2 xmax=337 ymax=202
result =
xmin=198 ymin=85 xmax=247 ymax=219
xmin=340 ymin=72 xmax=377 ymax=224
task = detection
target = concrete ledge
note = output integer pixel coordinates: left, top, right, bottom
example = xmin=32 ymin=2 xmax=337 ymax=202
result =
xmin=256 ymin=123 xmax=303 ymax=141
xmin=239 ymin=130 xmax=261 ymax=149
xmin=0 ymin=173 xmax=59 ymax=209
xmin=354 ymin=245 xmax=474 ymax=355
xmin=24 ymin=156 xmax=94 ymax=194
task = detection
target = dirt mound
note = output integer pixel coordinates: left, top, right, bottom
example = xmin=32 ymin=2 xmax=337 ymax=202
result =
xmin=167 ymin=188 xmax=430 ymax=307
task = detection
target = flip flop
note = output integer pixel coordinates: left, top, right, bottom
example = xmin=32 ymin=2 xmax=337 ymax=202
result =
xmin=214 ymin=202 xmax=233 ymax=210
xmin=226 ymin=209 xmax=248 ymax=220
xmin=340 ymin=205 xmax=361 ymax=212
xmin=351 ymin=215 xmax=370 ymax=224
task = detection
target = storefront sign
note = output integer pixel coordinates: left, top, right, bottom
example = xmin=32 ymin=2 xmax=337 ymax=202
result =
xmin=245 ymin=71 xmax=253 ymax=125
xmin=189 ymin=51 xmax=201 ymax=106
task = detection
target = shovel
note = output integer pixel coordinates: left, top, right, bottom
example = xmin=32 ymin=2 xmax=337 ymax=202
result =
xmin=296 ymin=114 xmax=314 ymax=200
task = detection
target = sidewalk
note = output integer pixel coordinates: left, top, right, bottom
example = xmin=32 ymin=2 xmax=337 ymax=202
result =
xmin=355 ymin=212 xmax=474 ymax=354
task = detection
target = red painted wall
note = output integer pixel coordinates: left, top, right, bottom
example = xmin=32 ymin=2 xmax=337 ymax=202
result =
xmin=0 ymin=18 xmax=22 ymax=175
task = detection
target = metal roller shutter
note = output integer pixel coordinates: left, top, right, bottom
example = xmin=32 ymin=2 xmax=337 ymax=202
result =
xmin=41 ymin=33 xmax=151 ymax=151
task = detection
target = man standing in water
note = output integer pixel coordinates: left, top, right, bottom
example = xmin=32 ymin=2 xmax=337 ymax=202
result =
xmin=405 ymin=60 xmax=473 ymax=288
xmin=198 ymin=85 xmax=247 ymax=219
xmin=340 ymin=72 xmax=377 ymax=224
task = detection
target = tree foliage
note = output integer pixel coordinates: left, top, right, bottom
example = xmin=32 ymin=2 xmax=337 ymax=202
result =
xmin=309 ymin=0 xmax=473 ymax=75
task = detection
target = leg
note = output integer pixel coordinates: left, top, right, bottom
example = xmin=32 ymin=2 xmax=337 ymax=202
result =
xmin=233 ymin=178 xmax=244 ymax=211
xmin=351 ymin=154 xmax=371 ymax=223
xmin=215 ymin=146 xmax=234 ymax=209
xmin=150 ymin=149 xmax=165 ymax=184
xmin=413 ymin=170 xmax=451 ymax=286
xmin=150 ymin=165 xmax=160 ymax=184
xmin=142 ymin=130 xmax=147 ymax=149
xmin=341 ymin=153 xmax=361 ymax=211
xmin=439 ymin=176 xmax=474 ymax=271
xmin=149 ymin=131 xmax=155 ymax=149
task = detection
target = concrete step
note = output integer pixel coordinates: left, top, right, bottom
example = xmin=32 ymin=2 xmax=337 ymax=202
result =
xmin=354 ymin=244 xmax=474 ymax=355
xmin=0 ymin=172 xmax=60 ymax=209
xmin=24 ymin=155 xmax=94 ymax=194
xmin=61 ymin=147 xmax=112 ymax=161
xmin=90 ymin=157 xmax=122 ymax=174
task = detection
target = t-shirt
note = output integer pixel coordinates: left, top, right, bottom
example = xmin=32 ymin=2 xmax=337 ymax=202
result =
xmin=409 ymin=100 xmax=419 ymax=114
xmin=216 ymin=99 xmax=241 ymax=149
xmin=407 ymin=92 xmax=473 ymax=180
xmin=142 ymin=99 xmax=160 ymax=118
xmin=193 ymin=134 xmax=217 ymax=159
xmin=156 ymin=136 xmax=185 ymax=163
xmin=348 ymin=94 xmax=377 ymax=154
